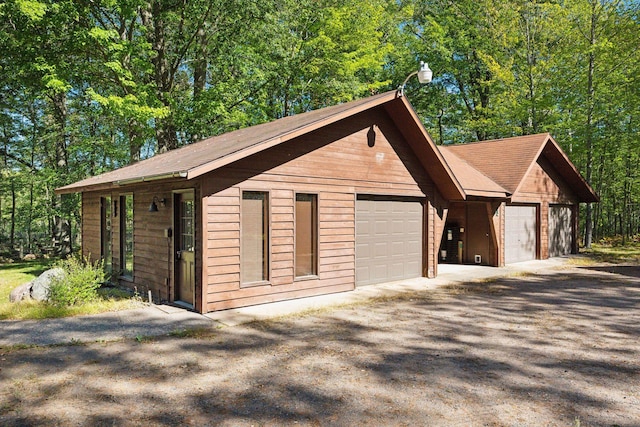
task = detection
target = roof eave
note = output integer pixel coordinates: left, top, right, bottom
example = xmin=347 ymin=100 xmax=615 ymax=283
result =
xmin=465 ymin=190 xmax=511 ymax=199
xmin=187 ymin=92 xmax=400 ymax=180
xmin=55 ymin=171 xmax=189 ymax=195
xmin=543 ymin=135 xmax=599 ymax=203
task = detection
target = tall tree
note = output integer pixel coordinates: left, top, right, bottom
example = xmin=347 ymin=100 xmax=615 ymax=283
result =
xmin=555 ymin=0 xmax=639 ymax=245
xmin=406 ymin=0 xmax=520 ymax=142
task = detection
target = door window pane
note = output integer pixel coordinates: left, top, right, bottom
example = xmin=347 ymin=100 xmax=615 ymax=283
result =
xmin=296 ymin=194 xmax=317 ymax=277
xmin=241 ymin=191 xmax=269 ymax=284
xmin=180 ymin=199 xmax=194 ymax=251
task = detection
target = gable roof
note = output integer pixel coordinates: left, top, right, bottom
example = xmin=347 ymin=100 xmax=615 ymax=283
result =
xmin=56 ymin=91 xmax=465 ymax=200
xmin=439 ymin=148 xmax=510 ymax=199
xmin=441 ymin=133 xmax=598 ymax=203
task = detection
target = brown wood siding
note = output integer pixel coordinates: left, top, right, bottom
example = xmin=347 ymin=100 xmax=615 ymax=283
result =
xmin=203 ymin=188 xmax=358 ymax=311
xmin=540 ymin=202 xmax=550 ymax=259
xmin=486 ymin=202 xmax=502 ymax=267
xmin=429 ymin=191 xmax=448 ymax=277
xmin=81 ymin=180 xmax=201 ymax=310
xmin=514 ymin=158 xmax=578 ymax=204
xmin=498 ymin=203 xmax=506 ymax=266
xmin=81 ymin=193 xmax=102 ymax=263
xmin=201 ymin=107 xmax=435 ymax=312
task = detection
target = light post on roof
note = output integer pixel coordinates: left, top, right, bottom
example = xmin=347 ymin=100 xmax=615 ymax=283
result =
xmin=398 ymin=61 xmax=433 ymax=96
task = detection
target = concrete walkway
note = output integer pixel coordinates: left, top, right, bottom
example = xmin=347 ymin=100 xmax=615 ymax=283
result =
xmin=0 ymin=258 xmax=570 ymax=347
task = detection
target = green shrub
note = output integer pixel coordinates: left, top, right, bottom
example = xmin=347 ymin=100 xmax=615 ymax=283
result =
xmin=48 ymin=256 xmax=107 ymax=306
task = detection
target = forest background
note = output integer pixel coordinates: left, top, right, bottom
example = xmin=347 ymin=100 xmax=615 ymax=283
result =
xmin=0 ymin=0 xmax=638 ymax=257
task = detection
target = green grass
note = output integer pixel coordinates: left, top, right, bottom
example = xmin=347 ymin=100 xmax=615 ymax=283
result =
xmin=0 ymin=259 xmax=144 ymax=320
xmin=0 ymin=259 xmax=52 ymax=300
xmin=573 ymin=242 xmax=640 ymax=265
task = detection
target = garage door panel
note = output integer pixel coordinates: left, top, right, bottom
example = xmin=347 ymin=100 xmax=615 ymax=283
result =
xmin=374 ymin=242 xmax=388 ymax=257
xmin=549 ymin=205 xmax=572 ymax=257
xmin=356 ymin=242 xmax=371 ymax=259
xmin=392 ymin=220 xmax=405 ymax=234
xmin=356 ymin=198 xmax=423 ymax=286
xmin=407 ymin=239 xmax=421 ymax=254
xmin=505 ymin=205 xmax=537 ymax=264
xmin=356 ymin=266 xmax=370 ymax=283
xmin=373 ymin=264 xmax=389 ymax=279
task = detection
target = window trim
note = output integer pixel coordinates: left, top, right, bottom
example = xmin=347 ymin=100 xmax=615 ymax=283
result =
xmin=294 ymin=192 xmax=319 ymax=280
xmin=240 ymin=190 xmax=271 ymax=287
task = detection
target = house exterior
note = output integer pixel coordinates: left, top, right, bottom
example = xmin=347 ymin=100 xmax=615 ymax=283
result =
xmin=438 ymin=134 xmax=599 ymax=267
xmin=57 ymin=91 xmax=597 ymax=313
xmin=56 ymin=91 xmax=465 ymax=313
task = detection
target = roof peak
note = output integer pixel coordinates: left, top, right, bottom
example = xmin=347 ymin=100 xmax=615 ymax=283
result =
xmin=445 ymin=133 xmax=551 ymax=147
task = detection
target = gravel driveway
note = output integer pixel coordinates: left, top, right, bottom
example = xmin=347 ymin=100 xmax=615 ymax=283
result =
xmin=1 ymin=263 xmax=639 ymax=426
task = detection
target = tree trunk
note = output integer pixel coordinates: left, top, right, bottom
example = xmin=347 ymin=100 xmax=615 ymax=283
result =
xmin=27 ymin=180 xmax=34 ymax=253
xmin=155 ymin=116 xmax=178 ymax=153
xmin=10 ymin=177 xmax=16 ymax=252
xmin=128 ymin=120 xmax=143 ymax=163
xmin=193 ymin=26 xmax=207 ymax=100
xmin=50 ymin=91 xmax=73 ymax=257
xmin=583 ymin=0 xmax=597 ymax=249
xmin=192 ymin=25 xmax=208 ymax=143
xmin=437 ymin=108 xmax=444 ymax=145
xmin=144 ymin=1 xmax=178 ymax=152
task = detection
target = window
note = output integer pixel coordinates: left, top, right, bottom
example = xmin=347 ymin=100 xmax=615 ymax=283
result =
xmin=100 ymin=196 xmax=112 ymax=273
xmin=295 ymin=193 xmax=317 ymax=277
xmin=241 ymin=191 xmax=269 ymax=284
xmin=180 ymin=195 xmax=194 ymax=252
xmin=120 ymin=194 xmax=133 ymax=278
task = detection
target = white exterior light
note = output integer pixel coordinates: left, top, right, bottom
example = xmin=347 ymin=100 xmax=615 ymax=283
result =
xmin=398 ymin=60 xmax=434 ymax=96
xmin=417 ymin=61 xmax=433 ymax=84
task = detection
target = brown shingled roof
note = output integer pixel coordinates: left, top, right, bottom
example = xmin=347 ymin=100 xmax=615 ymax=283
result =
xmin=56 ymin=91 xmax=465 ymax=200
xmin=443 ymin=134 xmax=545 ymax=193
xmin=439 ymin=148 xmax=510 ymax=199
xmin=443 ymin=133 xmax=598 ymax=203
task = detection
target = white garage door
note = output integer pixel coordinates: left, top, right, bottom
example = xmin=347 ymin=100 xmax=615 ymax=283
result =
xmin=549 ymin=205 xmax=573 ymax=257
xmin=356 ymin=198 xmax=422 ymax=286
xmin=505 ymin=205 xmax=537 ymax=264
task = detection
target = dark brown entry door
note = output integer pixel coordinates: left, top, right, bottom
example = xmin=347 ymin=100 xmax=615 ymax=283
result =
xmin=176 ymin=191 xmax=195 ymax=305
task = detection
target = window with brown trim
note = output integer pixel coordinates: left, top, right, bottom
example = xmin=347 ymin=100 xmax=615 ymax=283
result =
xmin=241 ymin=191 xmax=269 ymax=284
xmin=295 ymin=193 xmax=317 ymax=277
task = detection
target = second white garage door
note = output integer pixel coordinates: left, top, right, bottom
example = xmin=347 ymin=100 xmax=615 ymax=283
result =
xmin=355 ymin=198 xmax=422 ymax=286
xmin=505 ymin=205 xmax=537 ymax=264
xmin=549 ymin=205 xmax=573 ymax=257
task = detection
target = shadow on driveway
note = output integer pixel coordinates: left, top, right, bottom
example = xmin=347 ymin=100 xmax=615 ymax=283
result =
xmin=1 ymin=264 xmax=639 ymax=426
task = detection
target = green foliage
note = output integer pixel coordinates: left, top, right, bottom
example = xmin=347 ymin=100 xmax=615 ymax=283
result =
xmin=0 ymin=0 xmax=639 ymax=251
xmin=47 ymin=256 xmax=107 ymax=307
xmin=0 ymin=259 xmax=143 ymax=320
xmin=15 ymin=0 xmax=47 ymax=21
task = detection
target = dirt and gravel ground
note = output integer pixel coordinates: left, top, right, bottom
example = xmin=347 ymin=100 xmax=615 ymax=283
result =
xmin=1 ymin=262 xmax=639 ymax=426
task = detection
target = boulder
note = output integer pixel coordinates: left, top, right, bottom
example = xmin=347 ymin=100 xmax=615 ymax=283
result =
xmin=9 ymin=281 xmax=32 ymax=302
xmin=30 ymin=268 xmax=65 ymax=302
